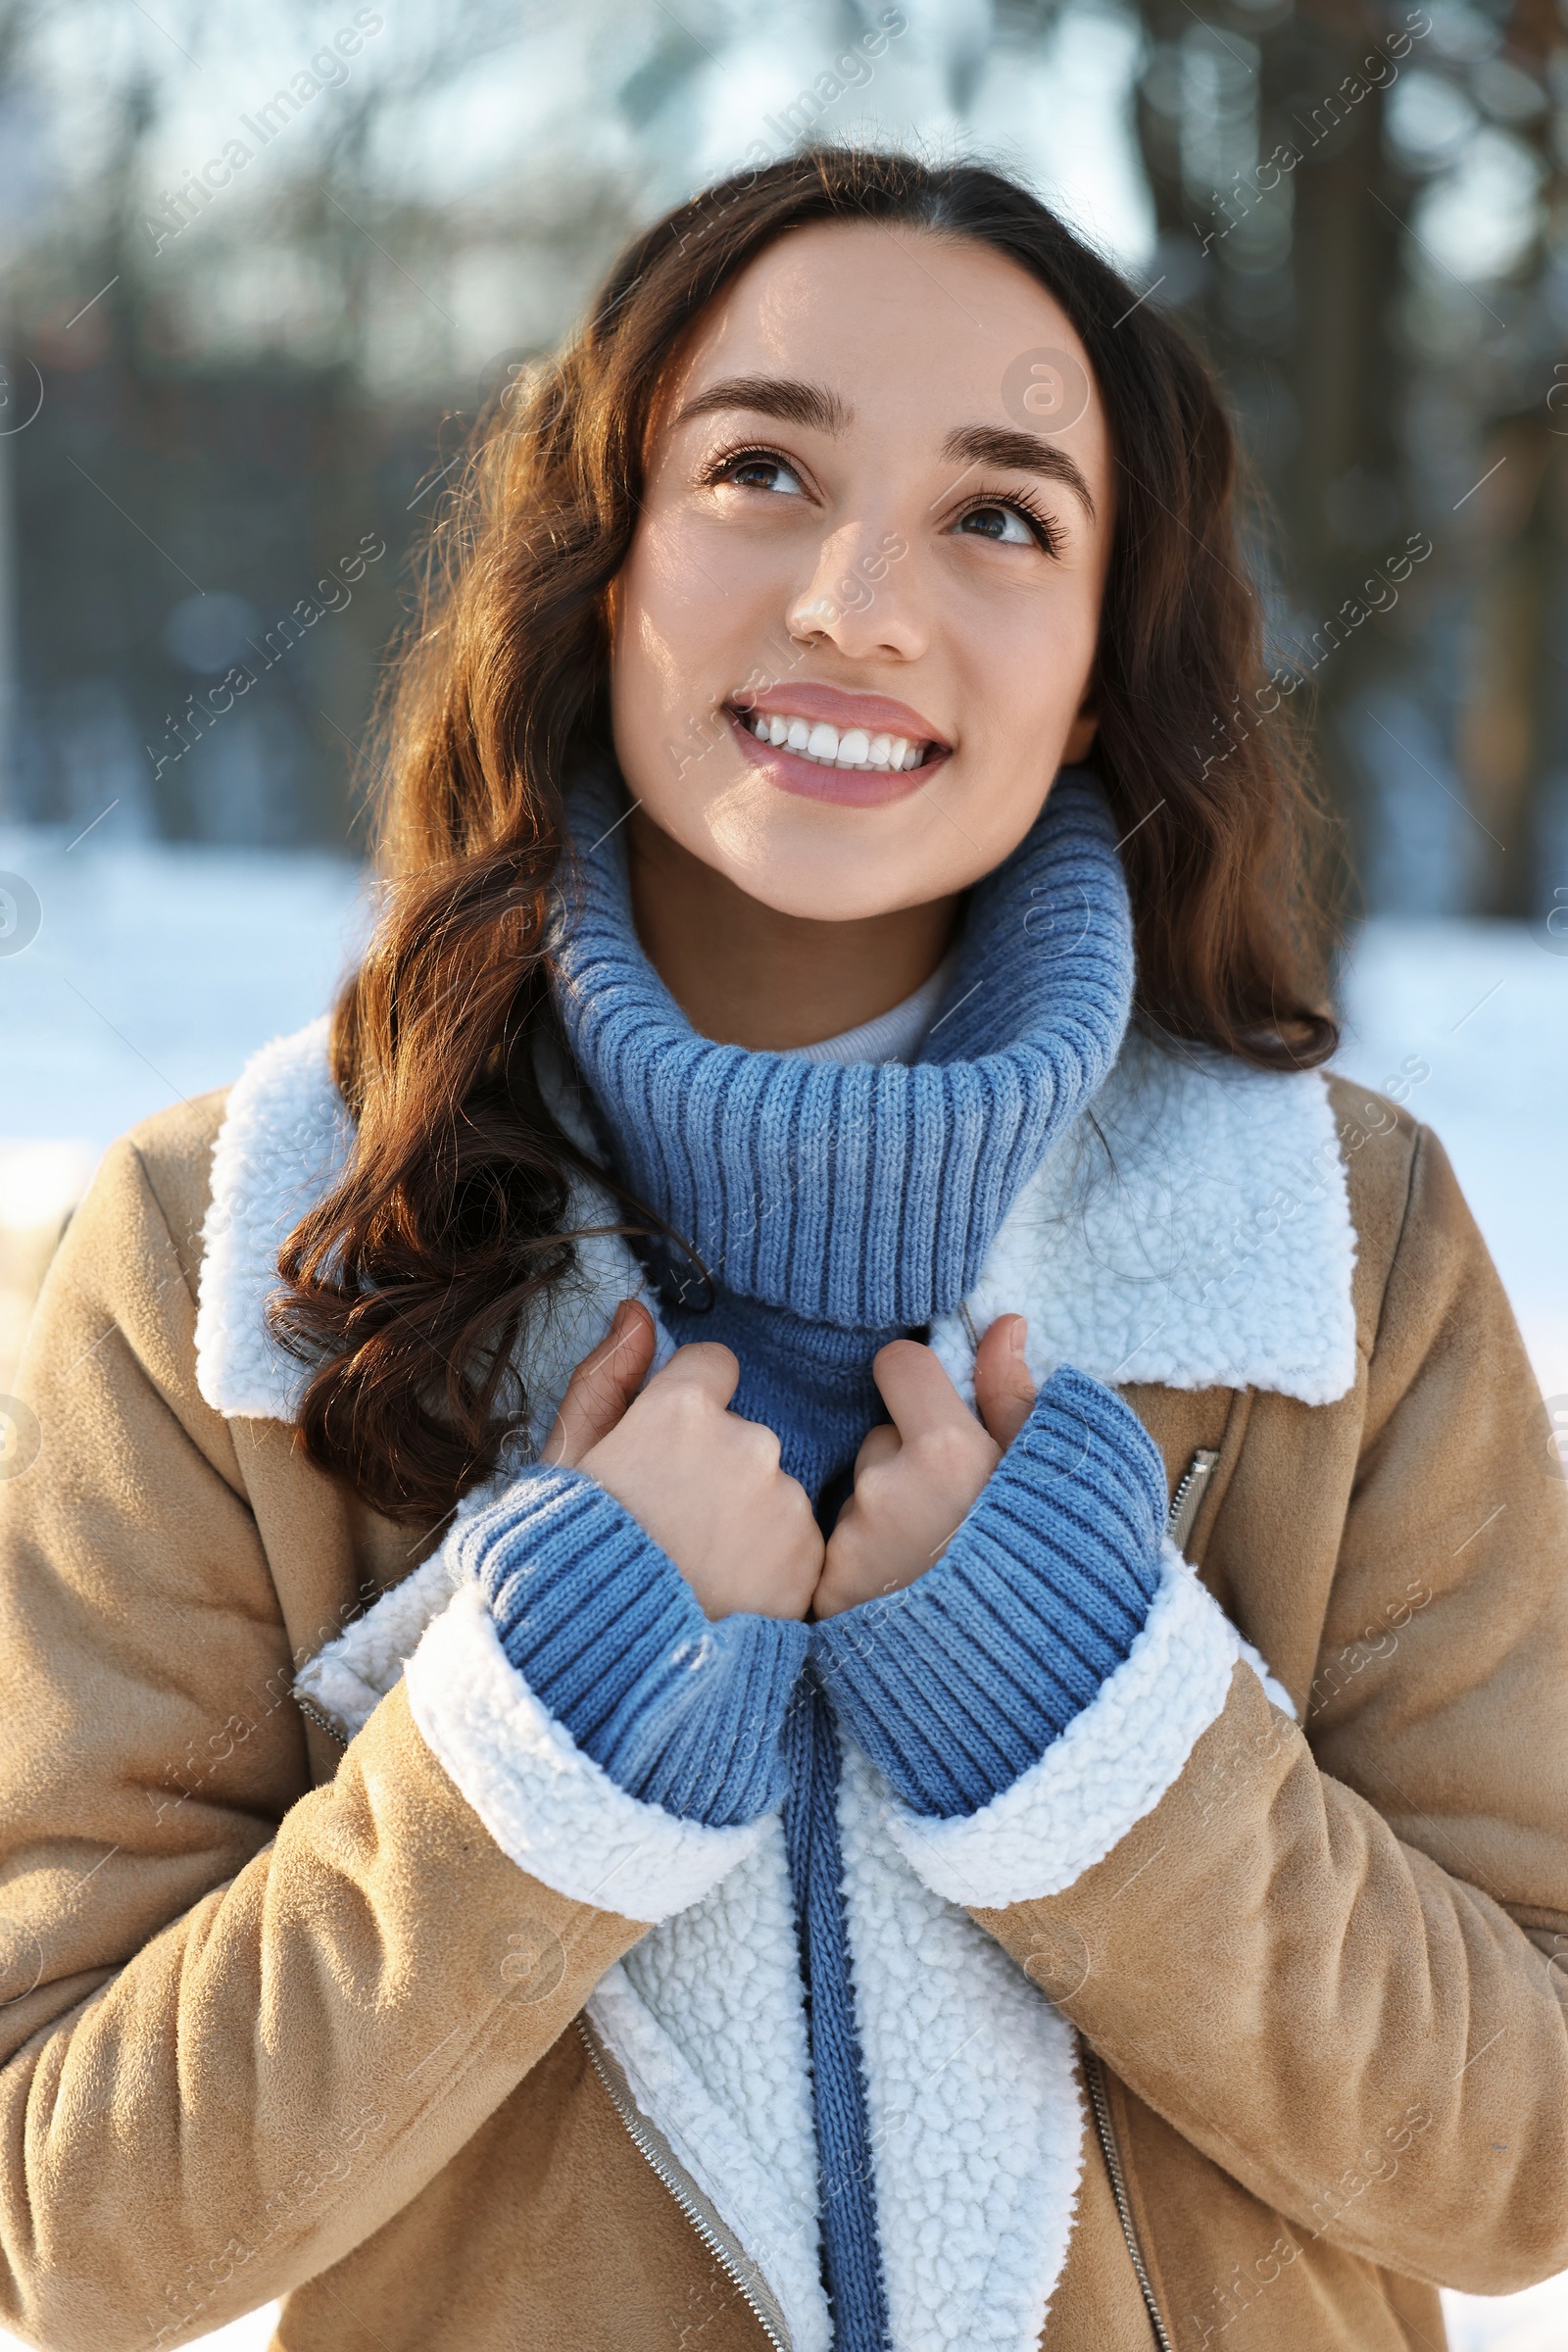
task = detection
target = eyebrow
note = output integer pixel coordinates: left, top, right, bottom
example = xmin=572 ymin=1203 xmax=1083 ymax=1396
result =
xmin=939 ymin=425 xmax=1097 ymax=522
xmin=671 ymin=374 xmax=852 ymax=436
xmin=670 ymin=375 xmax=1098 ymax=524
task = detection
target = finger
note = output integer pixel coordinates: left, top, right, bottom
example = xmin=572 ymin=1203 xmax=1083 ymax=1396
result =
xmin=643 ymin=1339 xmax=742 ymax=1412
xmin=541 ymin=1298 xmax=658 ymax=1468
xmin=853 ymin=1421 xmax=901 ymax=1476
xmin=869 ymin=1337 xmax=974 ymax=1444
xmin=830 ymin=1422 xmax=900 ymax=1535
xmin=974 ymin=1313 xmax=1036 ymax=1451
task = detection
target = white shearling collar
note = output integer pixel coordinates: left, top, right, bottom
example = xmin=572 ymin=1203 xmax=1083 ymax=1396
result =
xmin=929 ymin=1021 xmax=1358 ymax=1407
xmin=194 ymin=1014 xmax=1356 ymax=1426
xmin=193 ymin=1017 xmax=350 ymax=1422
xmin=192 ymin=1019 xmax=672 ymax=1436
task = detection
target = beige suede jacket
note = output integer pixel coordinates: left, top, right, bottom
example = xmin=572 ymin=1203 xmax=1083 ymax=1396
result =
xmin=0 ymin=1014 xmax=1566 ymax=2352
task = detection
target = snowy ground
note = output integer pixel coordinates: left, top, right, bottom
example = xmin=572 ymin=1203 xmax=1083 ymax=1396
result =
xmin=1334 ymin=917 xmax=1568 ymax=1405
xmin=0 ymin=826 xmax=1565 ymax=2351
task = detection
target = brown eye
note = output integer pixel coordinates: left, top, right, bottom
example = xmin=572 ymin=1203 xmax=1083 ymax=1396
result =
xmin=954 ymin=497 xmax=1058 ymax=553
xmin=957 ymin=502 xmax=1037 ymax=544
xmin=709 ymin=448 xmax=808 ymax=498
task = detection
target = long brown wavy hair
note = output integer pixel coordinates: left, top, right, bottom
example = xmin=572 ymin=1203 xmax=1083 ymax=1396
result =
xmin=270 ymin=145 xmax=1339 ymax=1527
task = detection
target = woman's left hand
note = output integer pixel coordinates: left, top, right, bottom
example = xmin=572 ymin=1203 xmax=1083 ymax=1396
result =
xmin=811 ymin=1314 xmax=1037 ymax=1620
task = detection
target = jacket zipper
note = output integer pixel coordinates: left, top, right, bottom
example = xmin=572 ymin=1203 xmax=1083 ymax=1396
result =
xmin=1081 ymin=2039 xmax=1175 ymax=2352
xmin=1166 ymin=1447 xmax=1219 ymax=1553
xmin=292 ymin=1689 xmax=349 ymax=1746
xmin=576 ymin=2013 xmax=795 ymax=2352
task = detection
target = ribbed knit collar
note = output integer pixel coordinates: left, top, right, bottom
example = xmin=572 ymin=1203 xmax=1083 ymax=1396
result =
xmin=550 ymin=761 xmax=1135 ymax=1332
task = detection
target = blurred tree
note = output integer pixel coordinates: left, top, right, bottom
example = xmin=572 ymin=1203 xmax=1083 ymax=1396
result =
xmin=0 ymin=0 xmax=45 ymax=825
xmin=0 ymin=0 xmax=649 ymax=849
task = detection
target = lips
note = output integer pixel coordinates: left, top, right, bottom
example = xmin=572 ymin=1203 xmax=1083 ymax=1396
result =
xmin=723 ymin=708 xmax=949 ymax=808
xmin=718 ymin=678 xmax=953 ymax=807
xmin=735 ymin=681 xmax=950 ymax=752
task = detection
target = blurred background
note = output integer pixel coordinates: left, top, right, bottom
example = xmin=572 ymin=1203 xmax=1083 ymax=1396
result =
xmin=0 ymin=2 xmax=1564 ymax=2344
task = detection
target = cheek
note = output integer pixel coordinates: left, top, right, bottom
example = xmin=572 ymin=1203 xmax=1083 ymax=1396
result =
xmin=612 ymin=528 xmax=702 ymax=733
xmin=612 ymin=511 xmax=775 ymax=731
xmin=957 ymin=590 xmax=1101 ymax=754
xmin=609 ymin=519 xmax=760 ymax=850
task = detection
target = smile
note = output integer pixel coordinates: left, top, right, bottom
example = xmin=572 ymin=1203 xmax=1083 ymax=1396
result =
xmin=728 ymin=706 xmax=936 ymax=772
xmin=721 ymin=685 xmax=955 ymax=808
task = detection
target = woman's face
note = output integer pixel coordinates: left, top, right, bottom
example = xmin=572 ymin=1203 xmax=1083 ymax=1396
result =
xmin=609 ymin=220 xmax=1116 ymax=923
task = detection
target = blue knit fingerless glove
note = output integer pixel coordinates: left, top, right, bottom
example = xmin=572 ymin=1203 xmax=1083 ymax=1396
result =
xmin=455 ymin=1467 xmax=809 ymax=1829
xmin=810 ymin=1365 xmax=1167 ymax=1818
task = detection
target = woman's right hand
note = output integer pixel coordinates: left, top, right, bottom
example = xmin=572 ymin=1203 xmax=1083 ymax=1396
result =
xmin=541 ymin=1298 xmax=824 ymax=1622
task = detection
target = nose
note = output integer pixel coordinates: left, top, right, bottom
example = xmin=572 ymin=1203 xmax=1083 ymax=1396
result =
xmin=785 ymin=523 xmax=925 ymax=663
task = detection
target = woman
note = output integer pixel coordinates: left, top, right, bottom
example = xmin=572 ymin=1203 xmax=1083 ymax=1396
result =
xmin=1 ymin=148 xmax=1565 ymax=2352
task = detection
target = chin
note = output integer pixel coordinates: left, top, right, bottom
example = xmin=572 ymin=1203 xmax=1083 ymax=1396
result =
xmin=681 ymin=772 xmax=987 ymax=921
xmin=716 ymin=863 xmax=931 ymax=924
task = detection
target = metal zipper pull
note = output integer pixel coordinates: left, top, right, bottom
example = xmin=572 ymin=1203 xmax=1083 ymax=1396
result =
xmin=1166 ymin=1447 xmax=1219 ymax=1554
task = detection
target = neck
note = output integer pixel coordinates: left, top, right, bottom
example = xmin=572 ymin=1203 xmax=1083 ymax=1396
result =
xmin=625 ymin=807 xmax=960 ymax=1051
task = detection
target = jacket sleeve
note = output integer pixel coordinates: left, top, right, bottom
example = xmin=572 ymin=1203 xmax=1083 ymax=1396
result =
xmin=0 ymin=1138 xmax=760 ymax=2350
xmin=878 ymin=1122 xmax=1568 ymax=2296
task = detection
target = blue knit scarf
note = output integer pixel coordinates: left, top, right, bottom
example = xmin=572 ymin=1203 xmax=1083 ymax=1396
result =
xmin=550 ymin=760 xmax=1135 ymax=2348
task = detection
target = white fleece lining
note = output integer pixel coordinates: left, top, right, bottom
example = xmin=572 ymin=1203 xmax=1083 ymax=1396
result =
xmin=290 ymin=1544 xmax=463 ymax=1737
xmin=193 ymin=1017 xmax=348 ymax=1421
xmin=402 ymin=1580 xmax=761 ymax=1924
xmin=587 ymin=1824 xmax=830 ymax=2352
xmin=889 ymin=1542 xmax=1245 ymax=1911
xmin=193 ymin=1018 xmax=671 ymax=1432
xmin=297 ymin=1530 xmax=1255 ymax=2352
xmin=928 ymin=1025 xmax=1358 ymax=1410
xmin=836 ymin=1734 xmax=1087 ymax=2352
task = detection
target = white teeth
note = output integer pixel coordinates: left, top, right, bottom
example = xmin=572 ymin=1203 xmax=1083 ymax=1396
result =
xmin=739 ymin=708 xmax=932 ymax=771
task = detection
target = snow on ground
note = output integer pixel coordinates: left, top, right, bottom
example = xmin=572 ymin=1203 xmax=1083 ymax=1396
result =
xmin=0 ymin=829 xmax=1565 ymax=2352
xmin=0 ymin=826 xmax=372 ymax=1150
xmin=1334 ymin=917 xmax=1568 ymax=1404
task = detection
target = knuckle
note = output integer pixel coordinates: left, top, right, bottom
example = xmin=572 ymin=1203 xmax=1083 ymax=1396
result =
xmin=784 ymin=1488 xmax=823 ymax=1546
xmin=921 ymin=1424 xmax=992 ymax=1482
xmin=654 ymin=1385 xmax=713 ymax=1442
xmin=748 ymin=1421 xmax=782 ymax=1470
